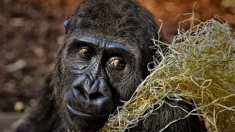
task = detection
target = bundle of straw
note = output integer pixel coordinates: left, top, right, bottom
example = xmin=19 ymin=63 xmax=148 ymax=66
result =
xmin=99 ymin=17 xmax=235 ymax=132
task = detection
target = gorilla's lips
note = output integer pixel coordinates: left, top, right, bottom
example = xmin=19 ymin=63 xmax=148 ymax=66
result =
xmin=66 ymin=103 xmax=98 ymax=119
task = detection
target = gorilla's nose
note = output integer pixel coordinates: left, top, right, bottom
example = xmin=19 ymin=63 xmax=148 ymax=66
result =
xmin=78 ymin=80 xmax=104 ymax=101
xmin=71 ymin=74 xmax=112 ymax=106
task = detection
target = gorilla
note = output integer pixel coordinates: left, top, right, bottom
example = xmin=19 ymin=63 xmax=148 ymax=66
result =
xmin=16 ymin=0 xmax=206 ymax=132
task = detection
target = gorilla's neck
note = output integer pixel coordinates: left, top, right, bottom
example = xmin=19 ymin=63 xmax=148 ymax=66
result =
xmin=26 ymin=75 xmax=66 ymax=132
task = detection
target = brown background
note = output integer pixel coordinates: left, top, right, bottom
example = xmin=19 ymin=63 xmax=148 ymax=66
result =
xmin=0 ymin=0 xmax=235 ymax=112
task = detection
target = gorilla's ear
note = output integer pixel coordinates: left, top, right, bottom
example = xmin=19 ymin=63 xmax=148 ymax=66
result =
xmin=64 ymin=16 xmax=71 ymax=33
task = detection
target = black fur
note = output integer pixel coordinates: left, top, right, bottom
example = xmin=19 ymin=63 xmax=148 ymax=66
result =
xmin=16 ymin=0 xmax=206 ymax=132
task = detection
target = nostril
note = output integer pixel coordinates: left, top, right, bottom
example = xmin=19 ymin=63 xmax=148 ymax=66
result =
xmin=89 ymin=92 xmax=103 ymax=100
xmin=73 ymin=86 xmax=104 ymax=101
xmin=73 ymin=87 xmax=88 ymax=99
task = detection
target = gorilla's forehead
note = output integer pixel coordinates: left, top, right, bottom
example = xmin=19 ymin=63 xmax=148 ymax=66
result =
xmin=78 ymin=36 xmax=129 ymax=49
xmin=67 ymin=0 xmax=157 ymax=47
xmin=82 ymin=36 xmax=129 ymax=50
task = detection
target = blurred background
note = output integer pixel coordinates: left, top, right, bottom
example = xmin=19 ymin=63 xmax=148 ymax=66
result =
xmin=0 ymin=0 xmax=235 ymax=131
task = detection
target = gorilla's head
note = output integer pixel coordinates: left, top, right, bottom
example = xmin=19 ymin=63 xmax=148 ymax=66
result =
xmin=51 ymin=0 xmax=162 ymax=131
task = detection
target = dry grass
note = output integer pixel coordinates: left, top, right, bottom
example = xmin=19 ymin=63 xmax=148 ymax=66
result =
xmin=99 ymin=16 xmax=235 ymax=132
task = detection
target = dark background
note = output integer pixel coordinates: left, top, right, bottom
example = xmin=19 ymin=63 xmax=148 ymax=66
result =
xmin=0 ymin=0 xmax=234 ymax=113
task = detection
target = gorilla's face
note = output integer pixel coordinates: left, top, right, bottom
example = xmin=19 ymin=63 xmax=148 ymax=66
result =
xmin=53 ymin=0 xmax=160 ymax=131
xmin=61 ymin=34 xmax=147 ymax=131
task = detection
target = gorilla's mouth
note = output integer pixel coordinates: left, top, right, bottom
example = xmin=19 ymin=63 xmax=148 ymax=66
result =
xmin=66 ymin=104 xmax=96 ymax=119
xmin=66 ymin=102 xmax=110 ymax=120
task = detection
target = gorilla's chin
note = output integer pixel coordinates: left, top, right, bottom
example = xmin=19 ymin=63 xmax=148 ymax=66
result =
xmin=65 ymin=104 xmax=108 ymax=131
xmin=67 ymin=109 xmax=107 ymax=131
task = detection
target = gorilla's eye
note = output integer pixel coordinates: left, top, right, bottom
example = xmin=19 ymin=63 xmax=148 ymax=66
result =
xmin=78 ymin=47 xmax=94 ymax=59
xmin=107 ymin=57 xmax=126 ymax=70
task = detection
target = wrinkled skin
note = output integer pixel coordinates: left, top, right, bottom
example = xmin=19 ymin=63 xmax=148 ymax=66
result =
xmin=16 ymin=0 xmax=206 ymax=132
